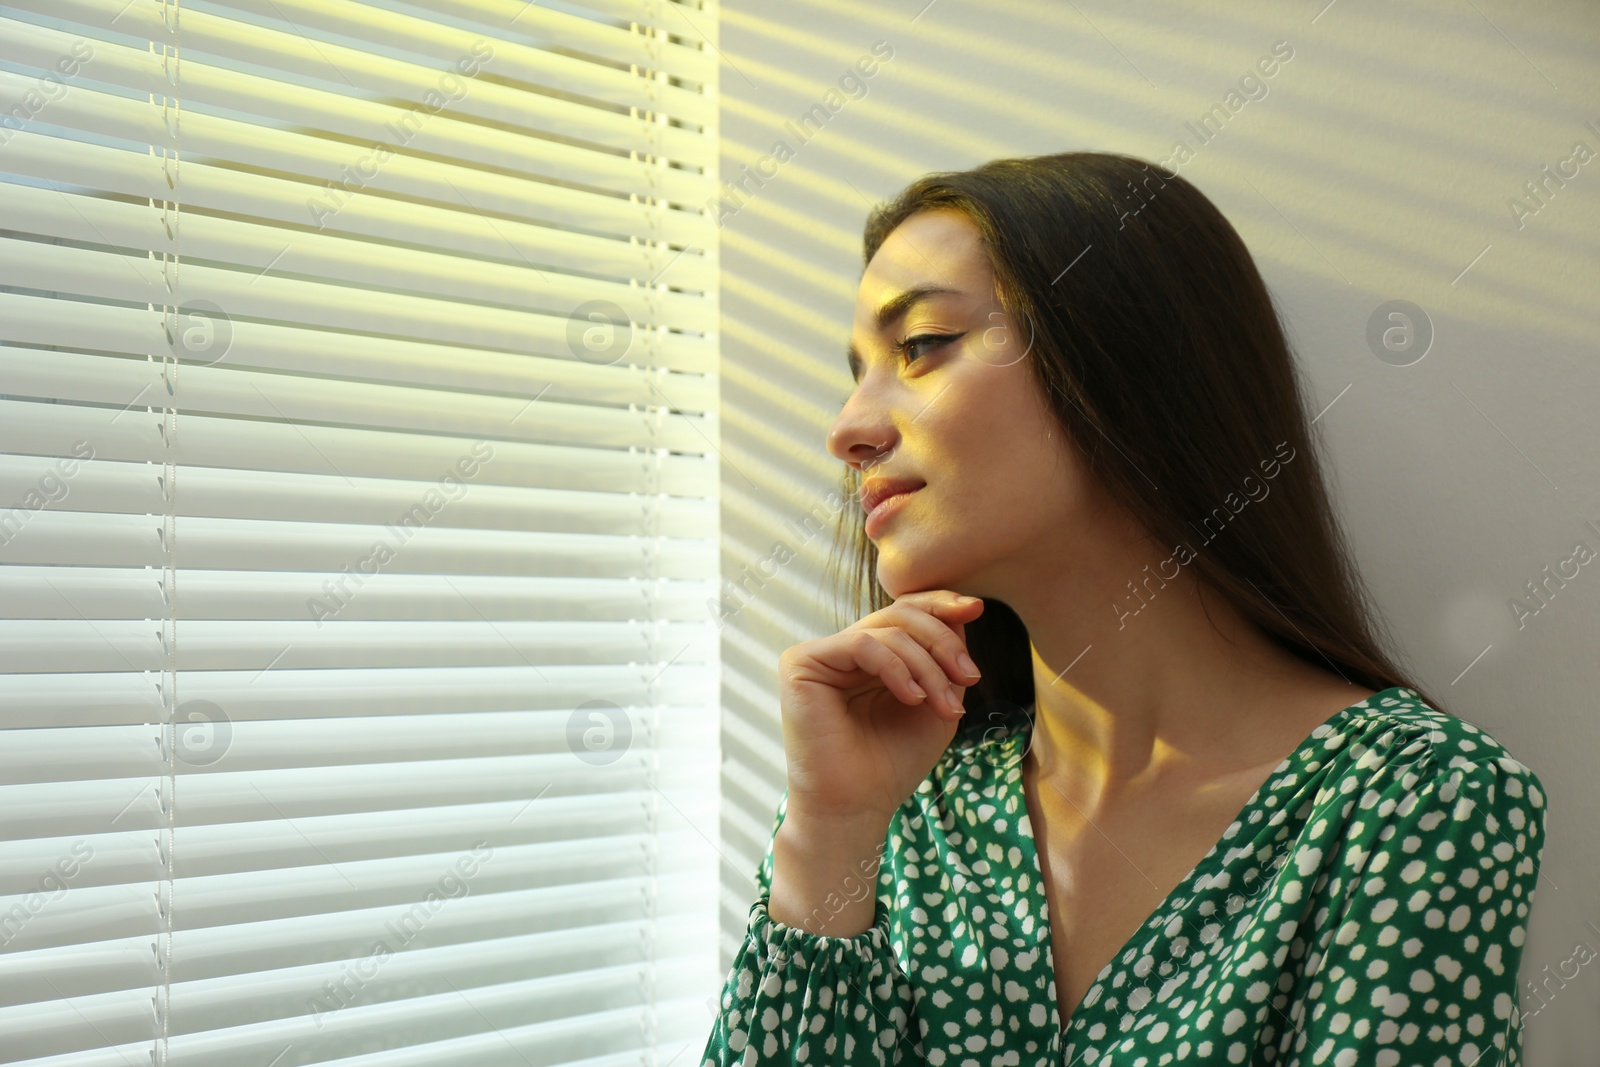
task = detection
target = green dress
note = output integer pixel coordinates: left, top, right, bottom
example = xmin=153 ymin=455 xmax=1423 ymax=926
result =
xmin=699 ymin=686 xmax=1548 ymax=1066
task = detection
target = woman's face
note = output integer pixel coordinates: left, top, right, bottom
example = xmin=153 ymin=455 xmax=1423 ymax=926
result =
xmin=827 ymin=208 xmax=1108 ymax=600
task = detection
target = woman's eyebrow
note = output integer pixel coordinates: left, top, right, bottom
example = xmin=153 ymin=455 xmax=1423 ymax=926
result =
xmin=846 ymin=284 xmax=963 ymax=382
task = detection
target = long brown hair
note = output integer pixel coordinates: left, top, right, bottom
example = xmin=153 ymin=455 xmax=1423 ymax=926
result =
xmin=824 ymin=150 xmax=1442 ymax=729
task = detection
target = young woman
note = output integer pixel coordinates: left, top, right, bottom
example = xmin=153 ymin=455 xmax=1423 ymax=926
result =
xmin=700 ymin=152 xmax=1548 ymax=1066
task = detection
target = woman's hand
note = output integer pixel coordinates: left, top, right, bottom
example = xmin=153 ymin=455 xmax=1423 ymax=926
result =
xmin=776 ymin=590 xmax=985 ymax=831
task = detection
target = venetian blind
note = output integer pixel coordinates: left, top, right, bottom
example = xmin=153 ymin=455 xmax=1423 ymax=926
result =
xmin=0 ymin=0 xmax=721 ymax=1063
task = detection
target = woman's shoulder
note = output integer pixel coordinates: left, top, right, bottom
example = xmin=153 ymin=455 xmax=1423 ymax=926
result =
xmin=1317 ymin=686 xmax=1548 ymax=817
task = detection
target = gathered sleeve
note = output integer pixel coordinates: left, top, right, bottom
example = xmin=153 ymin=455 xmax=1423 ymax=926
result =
xmin=1286 ymin=751 xmax=1548 ymax=1067
xmin=699 ymin=788 xmax=926 ymax=1066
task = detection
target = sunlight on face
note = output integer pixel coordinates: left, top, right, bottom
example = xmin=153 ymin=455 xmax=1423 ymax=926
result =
xmin=827 ymin=208 xmax=1098 ymax=600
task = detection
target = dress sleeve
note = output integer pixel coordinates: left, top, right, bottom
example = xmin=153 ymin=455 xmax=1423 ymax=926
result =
xmin=1285 ymin=753 xmax=1548 ymax=1067
xmin=698 ymin=787 xmax=926 ymax=1066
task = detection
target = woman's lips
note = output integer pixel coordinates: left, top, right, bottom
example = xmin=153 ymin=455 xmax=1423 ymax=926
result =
xmin=864 ymin=486 xmax=921 ymax=539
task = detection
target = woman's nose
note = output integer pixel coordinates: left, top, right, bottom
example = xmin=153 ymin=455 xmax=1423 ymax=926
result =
xmin=826 ymin=394 xmax=896 ymax=468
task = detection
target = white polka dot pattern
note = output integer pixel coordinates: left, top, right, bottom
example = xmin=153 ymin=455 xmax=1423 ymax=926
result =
xmin=699 ymin=686 xmax=1548 ymax=1066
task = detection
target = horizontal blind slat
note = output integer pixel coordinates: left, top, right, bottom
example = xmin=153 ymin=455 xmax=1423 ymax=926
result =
xmin=0 ymin=619 xmax=716 ymax=673
xmin=0 ymin=401 xmax=718 ymax=494
xmin=0 ymin=294 xmax=714 ymax=397
xmin=192 ymin=0 xmax=716 ymax=122
xmin=0 ymin=456 xmax=718 ymax=533
xmin=0 ymin=664 xmax=707 ymax=729
xmin=0 ymin=125 xmax=711 ymax=249
xmin=0 ymin=242 xmax=713 ymax=359
xmin=0 ymin=348 xmax=714 ymax=449
xmin=213 ymin=0 xmax=717 ymax=82
xmin=0 ymin=180 xmax=716 ymax=328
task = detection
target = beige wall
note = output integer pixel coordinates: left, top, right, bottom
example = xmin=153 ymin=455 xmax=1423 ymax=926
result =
xmin=712 ymin=2 xmax=1600 ymax=1059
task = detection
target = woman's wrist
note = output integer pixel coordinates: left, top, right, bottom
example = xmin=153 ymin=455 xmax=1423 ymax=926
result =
xmin=766 ymin=813 xmax=890 ymax=938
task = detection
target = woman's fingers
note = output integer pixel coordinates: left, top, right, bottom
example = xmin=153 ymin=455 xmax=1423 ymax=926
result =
xmin=839 ymin=628 xmax=957 ymax=717
xmin=865 ymin=591 xmax=984 ymax=693
xmin=875 ymin=627 xmax=967 ymax=717
xmin=789 ymin=590 xmax=983 ymax=720
xmin=835 ymin=630 xmax=918 ymax=706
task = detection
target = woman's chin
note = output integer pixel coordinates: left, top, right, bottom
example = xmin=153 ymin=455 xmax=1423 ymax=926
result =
xmin=877 ymin=553 xmax=964 ymax=601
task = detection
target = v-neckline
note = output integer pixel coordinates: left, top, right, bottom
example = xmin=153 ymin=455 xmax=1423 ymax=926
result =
xmin=1009 ymin=686 xmax=1398 ymax=1037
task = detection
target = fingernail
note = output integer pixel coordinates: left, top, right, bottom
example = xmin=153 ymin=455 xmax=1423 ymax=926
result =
xmin=909 ymin=680 xmax=927 ymax=698
xmin=958 ymin=653 xmax=980 ymax=679
xmin=956 ymin=595 xmax=979 ymax=605
xmin=947 ymin=685 xmax=963 ymax=714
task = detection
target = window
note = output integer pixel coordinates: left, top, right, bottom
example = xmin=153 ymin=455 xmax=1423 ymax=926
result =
xmin=0 ymin=0 xmax=720 ymax=1061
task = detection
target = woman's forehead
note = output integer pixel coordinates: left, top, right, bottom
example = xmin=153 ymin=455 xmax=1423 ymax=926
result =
xmin=864 ymin=209 xmax=985 ymax=279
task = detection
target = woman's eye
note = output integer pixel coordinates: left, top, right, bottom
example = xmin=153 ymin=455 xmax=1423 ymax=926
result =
xmin=893 ymin=331 xmax=965 ymax=365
